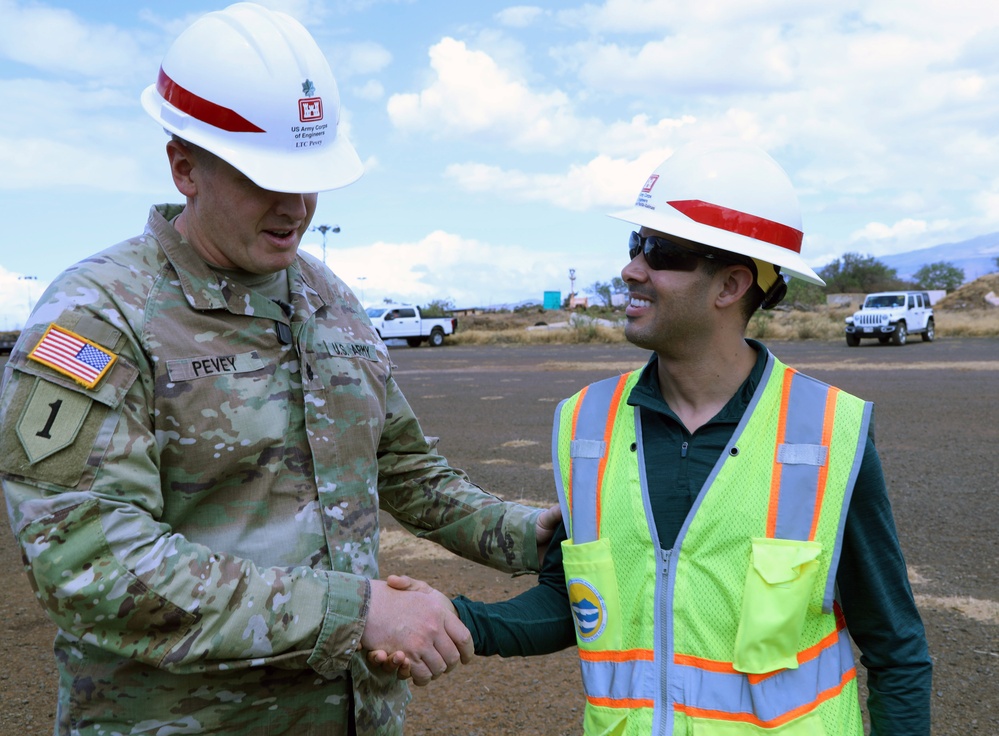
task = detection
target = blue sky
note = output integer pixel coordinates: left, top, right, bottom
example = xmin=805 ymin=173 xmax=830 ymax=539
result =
xmin=2 ymin=0 xmax=999 ymax=328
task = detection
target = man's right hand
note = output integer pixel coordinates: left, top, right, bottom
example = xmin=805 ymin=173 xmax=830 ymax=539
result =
xmin=361 ymin=576 xmax=472 ymax=686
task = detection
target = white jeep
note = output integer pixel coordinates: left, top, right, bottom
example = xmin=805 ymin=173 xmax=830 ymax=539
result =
xmin=844 ymin=291 xmax=935 ymax=346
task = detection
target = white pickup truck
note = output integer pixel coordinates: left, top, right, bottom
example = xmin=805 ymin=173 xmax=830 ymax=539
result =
xmin=844 ymin=290 xmax=935 ymax=346
xmin=365 ymin=304 xmax=458 ymax=347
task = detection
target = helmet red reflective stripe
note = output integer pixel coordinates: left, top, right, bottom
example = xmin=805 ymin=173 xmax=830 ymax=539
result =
xmin=156 ymin=68 xmax=264 ymax=133
xmin=667 ymin=200 xmax=803 ymax=253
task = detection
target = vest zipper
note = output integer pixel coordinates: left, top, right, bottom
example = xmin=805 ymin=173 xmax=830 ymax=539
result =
xmin=680 ymin=441 xmax=688 ymax=458
xmin=656 ymin=546 xmax=675 ymax=735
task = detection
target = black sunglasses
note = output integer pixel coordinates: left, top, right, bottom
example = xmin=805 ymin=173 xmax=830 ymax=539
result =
xmin=627 ymin=231 xmax=725 ymax=271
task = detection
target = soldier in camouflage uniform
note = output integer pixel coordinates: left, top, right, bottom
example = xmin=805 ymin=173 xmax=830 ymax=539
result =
xmin=0 ymin=5 xmax=556 ymax=735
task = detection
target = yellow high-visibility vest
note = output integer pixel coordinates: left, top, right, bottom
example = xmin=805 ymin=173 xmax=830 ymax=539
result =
xmin=553 ymin=352 xmax=869 ymax=735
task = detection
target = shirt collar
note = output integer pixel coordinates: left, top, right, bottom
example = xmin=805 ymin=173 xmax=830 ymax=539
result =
xmin=146 ymin=204 xmax=337 ymax=317
xmin=627 ymin=340 xmax=770 ymax=425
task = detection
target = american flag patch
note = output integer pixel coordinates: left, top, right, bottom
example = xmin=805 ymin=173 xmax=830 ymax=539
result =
xmin=28 ymin=324 xmax=117 ymax=389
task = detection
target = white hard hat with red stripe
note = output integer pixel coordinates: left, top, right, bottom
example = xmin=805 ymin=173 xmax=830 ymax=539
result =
xmin=610 ymin=139 xmax=824 ymax=286
xmin=141 ymin=2 xmax=362 ymax=194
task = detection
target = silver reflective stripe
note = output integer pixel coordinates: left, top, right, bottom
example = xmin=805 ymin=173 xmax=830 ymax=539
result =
xmin=571 ymin=439 xmax=606 ymax=459
xmin=676 ymin=628 xmax=856 ymax=723
xmin=773 ymin=372 xmax=831 ymax=541
xmin=776 ymin=443 xmax=828 ymax=466
xmin=569 ymin=376 xmax=623 ymax=544
xmin=580 ymin=656 xmax=657 ymax=702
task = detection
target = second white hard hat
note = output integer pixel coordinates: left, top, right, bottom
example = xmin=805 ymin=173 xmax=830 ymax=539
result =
xmin=610 ymin=139 xmax=824 ymax=286
xmin=141 ymin=2 xmax=363 ymax=193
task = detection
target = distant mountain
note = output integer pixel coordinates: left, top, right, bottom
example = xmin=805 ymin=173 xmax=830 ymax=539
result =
xmin=877 ymin=232 xmax=999 ymax=283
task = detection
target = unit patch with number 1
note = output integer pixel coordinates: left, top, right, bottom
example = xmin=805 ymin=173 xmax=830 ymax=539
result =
xmin=0 ymin=320 xmax=137 ymax=489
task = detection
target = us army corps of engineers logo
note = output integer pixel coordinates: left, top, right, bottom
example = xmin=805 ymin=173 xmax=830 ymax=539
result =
xmin=568 ymin=578 xmax=608 ymax=642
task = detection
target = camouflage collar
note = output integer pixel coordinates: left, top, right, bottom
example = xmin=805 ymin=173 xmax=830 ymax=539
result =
xmin=147 ymin=205 xmax=337 ymax=317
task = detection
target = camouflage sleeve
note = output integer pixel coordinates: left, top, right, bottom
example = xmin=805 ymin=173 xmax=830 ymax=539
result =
xmin=0 ymin=319 xmax=363 ymax=679
xmin=375 ymin=375 xmax=542 ymax=573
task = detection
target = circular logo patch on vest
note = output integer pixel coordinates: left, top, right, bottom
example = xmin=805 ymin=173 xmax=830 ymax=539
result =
xmin=568 ymin=578 xmax=608 ymax=642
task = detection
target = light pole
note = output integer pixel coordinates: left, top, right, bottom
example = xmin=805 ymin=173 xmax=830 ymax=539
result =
xmin=357 ymin=276 xmax=366 ymax=305
xmin=310 ymin=224 xmax=340 ymax=264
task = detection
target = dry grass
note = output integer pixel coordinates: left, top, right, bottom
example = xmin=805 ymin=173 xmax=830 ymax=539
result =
xmin=448 ymin=303 xmax=999 ymax=345
xmin=451 ymin=308 xmax=625 ymax=345
xmin=451 ymin=321 xmax=625 ymax=345
xmin=935 ymin=273 xmax=999 ymax=310
xmin=934 ymin=310 xmax=999 ymax=337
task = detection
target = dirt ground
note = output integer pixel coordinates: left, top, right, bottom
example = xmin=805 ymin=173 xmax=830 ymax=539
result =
xmin=1 ymin=338 xmax=997 ymax=735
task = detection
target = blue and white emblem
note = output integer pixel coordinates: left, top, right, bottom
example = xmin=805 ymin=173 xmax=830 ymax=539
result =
xmin=568 ymin=578 xmax=608 ymax=642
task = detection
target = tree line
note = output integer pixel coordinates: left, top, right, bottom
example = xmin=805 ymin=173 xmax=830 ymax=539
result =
xmin=584 ymin=254 xmax=999 ymax=308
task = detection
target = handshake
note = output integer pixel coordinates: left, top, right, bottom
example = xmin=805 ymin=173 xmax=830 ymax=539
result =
xmin=362 ymin=574 xmax=468 ymax=686
xmin=361 ymin=504 xmax=561 ymax=686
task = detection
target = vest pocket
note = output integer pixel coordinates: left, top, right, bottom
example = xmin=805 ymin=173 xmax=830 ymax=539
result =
xmin=733 ymin=537 xmax=822 ymax=674
xmin=561 ymin=537 xmax=622 ymax=649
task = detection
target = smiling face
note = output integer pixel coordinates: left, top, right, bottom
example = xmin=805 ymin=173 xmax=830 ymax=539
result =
xmin=620 ymin=227 xmax=720 ymax=354
xmin=167 ymin=139 xmax=318 ymax=274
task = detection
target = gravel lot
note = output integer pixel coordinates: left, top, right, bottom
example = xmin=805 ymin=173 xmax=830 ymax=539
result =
xmin=1 ymin=337 xmax=997 ymax=735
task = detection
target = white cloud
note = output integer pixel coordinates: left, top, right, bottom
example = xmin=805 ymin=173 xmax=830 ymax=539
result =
xmin=385 ymin=39 xmax=704 ymax=157
xmin=495 ymin=6 xmax=545 ymax=28
xmin=301 ymin=230 xmax=602 ymax=307
xmin=0 ymin=0 xmax=154 ymax=82
xmin=599 ymin=114 xmax=697 ymax=157
xmin=0 ymin=79 xmax=170 ymax=192
xmin=387 ymin=37 xmax=595 ymax=150
xmin=350 ymin=79 xmax=385 ymax=101
xmin=0 ymin=136 xmax=160 ymax=191
xmin=557 ymin=31 xmax=799 ymax=97
xmin=973 ymin=180 xmax=999 ymax=227
xmin=850 ymin=218 xmax=932 ymax=243
xmin=444 ymin=149 xmax=667 ymax=211
xmin=558 ymin=0 xmax=812 ymax=34
xmin=335 ymin=41 xmax=392 ymax=77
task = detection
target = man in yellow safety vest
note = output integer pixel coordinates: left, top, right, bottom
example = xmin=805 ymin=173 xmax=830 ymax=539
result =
xmin=376 ymin=139 xmax=932 ymax=735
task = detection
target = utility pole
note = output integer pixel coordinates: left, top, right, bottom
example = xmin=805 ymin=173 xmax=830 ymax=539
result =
xmin=310 ymin=224 xmax=340 ymax=264
xmin=18 ymin=275 xmax=38 ymax=319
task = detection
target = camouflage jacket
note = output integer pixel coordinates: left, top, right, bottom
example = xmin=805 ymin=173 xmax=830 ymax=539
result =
xmin=0 ymin=204 xmax=542 ymax=735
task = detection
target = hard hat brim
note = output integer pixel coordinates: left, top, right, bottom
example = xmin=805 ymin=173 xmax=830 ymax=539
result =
xmin=142 ymin=85 xmax=364 ymax=194
xmin=609 ymin=205 xmax=826 ymax=287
